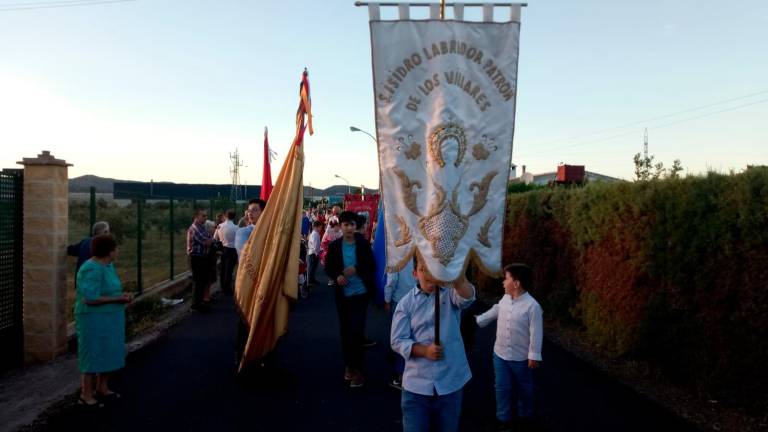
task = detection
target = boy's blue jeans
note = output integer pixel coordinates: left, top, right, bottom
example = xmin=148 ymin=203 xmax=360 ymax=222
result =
xmin=401 ymin=388 xmax=463 ymax=432
xmin=493 ymin=353 xmax=534 ymax=421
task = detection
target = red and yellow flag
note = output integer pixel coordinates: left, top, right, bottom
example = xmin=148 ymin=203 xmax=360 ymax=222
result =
xmin=235 ymin=69 xmax=313 ymax=371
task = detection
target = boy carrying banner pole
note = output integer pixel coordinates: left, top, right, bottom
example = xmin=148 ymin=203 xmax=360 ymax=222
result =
xmin=391 ymin=255 xmax=475 ymax=432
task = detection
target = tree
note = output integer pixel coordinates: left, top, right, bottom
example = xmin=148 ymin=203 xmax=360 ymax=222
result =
xmin=634 ymin=153 xmax=683 ymax=181
xmin=668 ymin=159 xmax=684 ymax=179
xmin=633 ymin=152 xmax=654 ymax=181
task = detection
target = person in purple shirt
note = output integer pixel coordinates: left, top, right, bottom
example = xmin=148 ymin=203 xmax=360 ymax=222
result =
xmin=186 ymin=209 xmax=213 ymax=312
xmin=391 ymin=256 xmax=475 ymax=432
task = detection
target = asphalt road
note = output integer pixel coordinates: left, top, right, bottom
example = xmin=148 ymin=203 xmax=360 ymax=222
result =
xmin=24 ymin=270 xmax=699 ymax=432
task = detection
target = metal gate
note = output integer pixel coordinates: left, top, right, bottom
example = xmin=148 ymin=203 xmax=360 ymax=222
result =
xmin=0 ymin=168 xmax=23 ymax=371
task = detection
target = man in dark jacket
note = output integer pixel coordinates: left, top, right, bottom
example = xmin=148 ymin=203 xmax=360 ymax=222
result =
xmin=67 ymin=221 xmax=110 ymax=286
xmin=325 ymin=211 xmax=376 ymax=388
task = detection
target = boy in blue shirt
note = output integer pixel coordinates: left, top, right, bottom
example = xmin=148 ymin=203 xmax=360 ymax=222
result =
xmin=391 ymin=256 xmax=475 ymax=432
xmin=325 ymin=211 xmax=376 ymax=388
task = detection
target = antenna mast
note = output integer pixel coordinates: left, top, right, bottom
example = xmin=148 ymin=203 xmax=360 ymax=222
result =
xmin=229 ymin=149 xmax=245 ymax=202
xmin=643 ymin=128 xmax=649 ymax=160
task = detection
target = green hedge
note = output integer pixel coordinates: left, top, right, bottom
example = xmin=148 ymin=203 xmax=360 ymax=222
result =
xmin=493 ymin=168 xmax=768 ymax=410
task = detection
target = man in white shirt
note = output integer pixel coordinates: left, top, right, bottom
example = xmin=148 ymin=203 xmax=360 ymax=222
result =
xmin=306 ymin=220 xmax=322 ymax=285
xmin=475 ymin=263 xmax=543 ymax=430
xmin=214 ymin=209 xmax=239 ymax=295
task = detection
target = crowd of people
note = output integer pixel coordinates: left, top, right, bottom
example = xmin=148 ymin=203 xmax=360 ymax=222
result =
xmin=186 ymin=198 xmax=267 ymax=312
xmin=68 ymin=202 xmax=544 ymax=432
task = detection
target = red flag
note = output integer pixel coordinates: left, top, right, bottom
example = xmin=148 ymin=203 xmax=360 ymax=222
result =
xmin=260 ymin=127 xmax=273 ymax=201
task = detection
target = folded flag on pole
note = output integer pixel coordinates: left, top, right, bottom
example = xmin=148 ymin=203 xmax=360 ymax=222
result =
xmin=260 ymin=127 xmax=273 ymax=202
xmin=235 ymin=69 xmax=313 ymax=371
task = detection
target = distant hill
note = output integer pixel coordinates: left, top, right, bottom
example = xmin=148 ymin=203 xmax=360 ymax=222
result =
xmin=69 ymin=175 xmax=137 ymax=193
xmin=69 ymin=175 xmax=377 ymax=196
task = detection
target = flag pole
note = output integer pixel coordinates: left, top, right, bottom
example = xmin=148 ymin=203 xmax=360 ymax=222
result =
xmin=434 ymin=0 xmax=447 ymax=347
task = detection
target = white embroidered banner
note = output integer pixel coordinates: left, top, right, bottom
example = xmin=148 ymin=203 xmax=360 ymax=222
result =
xmin=369 ymin=10 xmax=521 ymax=281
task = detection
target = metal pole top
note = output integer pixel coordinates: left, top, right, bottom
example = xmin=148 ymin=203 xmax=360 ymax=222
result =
xmin=354 ymin=2 xmax=527 ymax=7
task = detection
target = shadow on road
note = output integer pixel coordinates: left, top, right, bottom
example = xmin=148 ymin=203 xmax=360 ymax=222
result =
xmin=22 ymin=268 xmax=698 ymax=432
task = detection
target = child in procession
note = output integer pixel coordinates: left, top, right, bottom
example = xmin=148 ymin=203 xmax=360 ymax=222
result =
xmin=475 ymin=263 xmax=543 ymax=431
xmin=306 ymin=220 xmax=323 ymax=285
xmin=324 ymin=211 xmax=376 ymax=388
xmin=390 ymin=256 xmax=475 ymax=432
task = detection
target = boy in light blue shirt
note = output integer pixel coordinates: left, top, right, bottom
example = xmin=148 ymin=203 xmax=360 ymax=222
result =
xmin=391 ymin=256 xmax=475 ymax=432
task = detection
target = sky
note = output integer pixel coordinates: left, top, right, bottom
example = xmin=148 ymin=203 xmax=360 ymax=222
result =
xmin=1 ymin=0 xmax=766 ymax=188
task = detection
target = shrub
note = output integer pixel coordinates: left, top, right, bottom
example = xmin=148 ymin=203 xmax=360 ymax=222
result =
xmin=494 ymin=167 xmax=768 ymax=411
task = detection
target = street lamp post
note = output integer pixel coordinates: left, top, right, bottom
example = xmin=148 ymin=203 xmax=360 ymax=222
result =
xmin=349 ymin=126 xmax=377 ymax=144
xmin=349 ymin=126 xmax=380 ymax=193
xmin=334 ymin=174 xmax=351 ymax=195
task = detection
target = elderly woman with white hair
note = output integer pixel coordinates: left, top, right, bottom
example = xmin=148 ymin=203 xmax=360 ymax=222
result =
xmin=67 ymin=221 xmax=111 ymax=283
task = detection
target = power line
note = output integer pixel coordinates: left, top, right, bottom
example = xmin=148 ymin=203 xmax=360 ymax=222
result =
xmin=0 ymin=0 xmax=112 ymax=6
xmin=650 ymin=97 xmax=768 ymax=130
xmin=528 ymin=88 xmax=768 ymax=149
xmin=0 ymin=0 xmax=135 ymax=11
xmin=517 ymin=97 xmax=768 ymax=157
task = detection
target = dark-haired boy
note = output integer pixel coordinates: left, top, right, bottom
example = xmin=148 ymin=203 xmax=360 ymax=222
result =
xmin=391 ymin=256 xmax=475 ymax=432
xmin=476 ymin=263 xmax=543 ymax=430
xmin=325 ymin=211 xmax=376 ymax=388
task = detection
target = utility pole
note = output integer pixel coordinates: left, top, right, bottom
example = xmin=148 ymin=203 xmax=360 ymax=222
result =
xmin=643 ymin=128 xmax=649 ymax=161
xmin=230 ymin=149 xmax=245 ymax=203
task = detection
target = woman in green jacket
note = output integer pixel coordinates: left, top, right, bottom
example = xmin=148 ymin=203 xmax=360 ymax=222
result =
xmin=75 ymin=233 xmax=132 ymax=406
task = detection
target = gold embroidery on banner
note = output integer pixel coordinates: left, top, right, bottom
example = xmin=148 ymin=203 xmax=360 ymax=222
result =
xmin=392 ymin=168 xmax=422 ymax=216
xmin=404 ymin=142 xmax=421 ymax=160
xmin=389 ymin=122 xmax=506 ymax=273
xmin=418 ymin=181 xmax=469 ymax=265
xmin=466 ymin=171 xmax=498 ymax=217
xmin=472 ymin=143 xmax=490 ymax=160
xmin=426 ymin=183 xmax=447 ymax=218
xmin=243 ymin=252 xmax=258 ymax=284
xmin=478 ymin=216 xmax=496 ymax=248
xmin=394 ymin=215 xmax=412 ymax=247
xmin=428 ymin=122 xmax=467 ymax=168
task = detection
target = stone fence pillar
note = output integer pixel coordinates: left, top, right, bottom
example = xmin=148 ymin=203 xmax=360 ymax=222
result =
xmin=17 ymin=151 xmax=71 ymax=363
